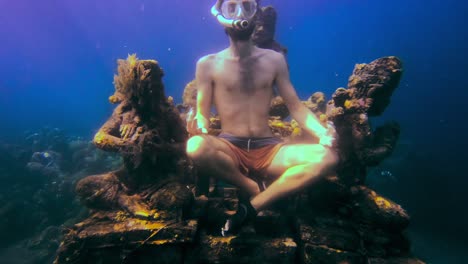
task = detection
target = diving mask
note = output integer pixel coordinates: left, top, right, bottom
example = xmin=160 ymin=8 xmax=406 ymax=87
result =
xmin=220 ymin=0 xmax=258 ymax=20
xmin=211 ymin=0 xmax=258 ymax=29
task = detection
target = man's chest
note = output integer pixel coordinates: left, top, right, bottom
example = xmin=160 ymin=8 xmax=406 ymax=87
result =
xmin=213 ymin=60 xmax=276 ymax=95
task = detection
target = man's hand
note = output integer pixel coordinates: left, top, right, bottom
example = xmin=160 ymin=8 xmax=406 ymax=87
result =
xmin=319 ymin=122 xmax=337 ymax=148
xmin=186 ymin=107 xmax=208 ymax=135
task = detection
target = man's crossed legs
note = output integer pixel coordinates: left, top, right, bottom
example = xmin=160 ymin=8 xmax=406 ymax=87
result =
xmin=186 ymin=134 xmax=339 ymax=235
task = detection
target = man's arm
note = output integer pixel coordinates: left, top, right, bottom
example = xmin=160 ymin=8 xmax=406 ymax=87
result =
xmin=273 ymin=53 xmax=335 ymax=146
xmin=187 ymin=56 xmax=213 ymax=135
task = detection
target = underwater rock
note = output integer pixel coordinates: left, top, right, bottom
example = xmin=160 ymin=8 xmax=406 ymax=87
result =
xmin=347 ymin=57 xmax=403 ymax=116
xmin=268 ymin=117 xmax=294 ymax=138
xmin=54 ymin=55 xmax=424 ymax=263
xmin=349 ymin=185 xmax=410 ymax=231
xmin=187 ymin=234 xmax=297 ymax=264
xmin=54 ymin=212 xmax=198 ymax=264
xmin=0 ymin=136 xmax=93 ymax=252
xmin=269 ymin=96 xmax=289 ymax=119
xmin=305 ymin=92 xmax=327 ymax=115
xmin=26 ymin=150 xmax=63 ymax=179
xmin=368 ymin=258 xmax=425 ymax=264
xmin=25 ymin=226 xmax=62 ymax=263
xmin=24 ymin=127 xmax=69 ymax=154
xmin=327 ymin=57 xmax=403 ymax=172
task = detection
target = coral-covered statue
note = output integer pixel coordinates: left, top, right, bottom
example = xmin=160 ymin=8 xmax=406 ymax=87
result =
xmin=75 ymin=55 xmax=192 ymax=219
xmin=327 ymin=57 xmax=403 ymax=183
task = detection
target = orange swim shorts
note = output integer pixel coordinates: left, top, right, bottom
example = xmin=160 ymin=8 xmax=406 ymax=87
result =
xmin=217 ymin=133 xmax=284 ymax=181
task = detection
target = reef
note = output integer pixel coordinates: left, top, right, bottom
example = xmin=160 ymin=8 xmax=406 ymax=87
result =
xmin=53 ymin=7 xmax=424 ymax=264
xmin=53 ymin=53 xmax=425 ymax=263
xmin=0 ymin=128 xmax=122 ymax=263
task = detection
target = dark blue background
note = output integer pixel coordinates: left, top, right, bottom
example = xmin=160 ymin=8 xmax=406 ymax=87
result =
xmin=1 ymin=0 xmax=467 ymax=262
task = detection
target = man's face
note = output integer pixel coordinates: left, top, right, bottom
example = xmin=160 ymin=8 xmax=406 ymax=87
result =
xmin=220 ymin=0 xmax=258 ymax=21
xmin=221 ymin=0 xmax=259 ymax=41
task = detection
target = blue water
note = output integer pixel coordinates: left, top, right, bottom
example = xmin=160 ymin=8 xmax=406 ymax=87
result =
xmin=1 ymin=0 xmax=467 ymax=262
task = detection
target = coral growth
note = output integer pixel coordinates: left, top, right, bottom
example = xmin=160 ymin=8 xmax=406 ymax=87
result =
xmin=327 ymin=57 xmax=403 ymax=179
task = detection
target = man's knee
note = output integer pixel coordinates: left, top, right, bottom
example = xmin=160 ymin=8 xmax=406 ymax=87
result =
xmin=307 ymin=146 xmax=339 ymax=175
xmin=292 ymin=145 xmax=338 ymax=174
xmin=186 ymin=135 xmax=213 ymax=161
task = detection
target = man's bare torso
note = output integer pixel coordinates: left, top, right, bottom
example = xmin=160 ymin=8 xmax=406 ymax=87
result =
xmin=203 ymin=47 xmax=281 ymax=138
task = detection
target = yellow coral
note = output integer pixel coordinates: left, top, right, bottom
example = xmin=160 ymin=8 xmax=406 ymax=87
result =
xmin=94 ymin=131 xmax=106 ymax=145
xmin=94 ymin=131 xmax=112 ymax=146
xmin=355 ymin=63 xmax=366 ymax=71
xmin=109 ymin=95 xmax=120 ymax=104
xmin=270 ymin=120 xmax=285 ymax=128
xmin=349 ymin=76 xmax=361 ymax=86
xmin=127 ymin=53 xmax=138 ymax=67
xmin=374 ymin=196 xmax=392 ymax=209
xmin=167 ymin=96 xmax=174 ymax=105
xmin=344 ymin=100 xmax=353 ymax=109
xmin=319 ymin=114 xmax=328 ymax=123
xmin=290 ymin=119 xmax=299 ymax=128
xmin=114 ymin=211 xmax=129 ymax=221
xmin=134 ymin=211 xmax=149 ymax=218
xmin=291 ymin=127 xmax=302 ymax=138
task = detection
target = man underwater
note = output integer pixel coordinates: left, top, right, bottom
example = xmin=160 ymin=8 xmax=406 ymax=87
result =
xmin=186 ymin=0 xmax=338 ymax=236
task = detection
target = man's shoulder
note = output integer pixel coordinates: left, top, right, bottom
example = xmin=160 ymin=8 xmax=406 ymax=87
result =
xmin=197 ymin=54 xmax=215 ymax=66
xmin=256 ymin=47 xmax=285 ymax=62
xmin=256 ymin=47 xmax=281 ymax=56
xmin=197 ymin=49 xmax=228 ymax=66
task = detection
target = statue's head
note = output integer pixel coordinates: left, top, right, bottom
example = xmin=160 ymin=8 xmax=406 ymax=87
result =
xmin=252 ymin=6 xmax=277 ymax=46
xmin=113 ymin=54 xmax=165 ymax=112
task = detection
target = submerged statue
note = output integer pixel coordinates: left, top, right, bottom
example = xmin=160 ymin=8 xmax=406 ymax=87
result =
xmin=75 ymin=55 xmax=192 ymax=219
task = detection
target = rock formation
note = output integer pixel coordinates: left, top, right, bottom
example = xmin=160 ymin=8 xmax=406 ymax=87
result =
xmin=54 ymin=53 xmax=424 ymax=263
xmin=54 ymin=6 xmax=424 ymax=264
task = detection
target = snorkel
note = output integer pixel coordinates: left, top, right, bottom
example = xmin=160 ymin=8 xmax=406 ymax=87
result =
xmin=211 ymin=0 xmax=255 ymax=30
